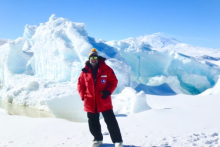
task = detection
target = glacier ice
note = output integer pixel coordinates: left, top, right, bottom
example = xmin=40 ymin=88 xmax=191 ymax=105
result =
xmin=200 ymin=75 xmax=220 ymax=95
xmin=0 ymin=15 xmax=130 ymax=112
xmin=1 ymin=15 xmax=220 ymax=118
xmin=135 ymin=83 xmax=176 ymax=96
xmin=106 ymin=36 xmax=220 ymax=94
xmin=46 ymin=93 xmax=87 ymax=122
xmin=112 ymin=87 xmax=151 ymax=114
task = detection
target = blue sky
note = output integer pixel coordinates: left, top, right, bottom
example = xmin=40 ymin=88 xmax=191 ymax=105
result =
xmin=0 ymin=0 xmax=219 ymax=49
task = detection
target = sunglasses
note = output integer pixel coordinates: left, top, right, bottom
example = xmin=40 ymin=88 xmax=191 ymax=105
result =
xmin=90 ymin=56 xmax=98 ymax=60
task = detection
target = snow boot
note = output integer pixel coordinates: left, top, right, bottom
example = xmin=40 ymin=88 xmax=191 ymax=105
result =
xmin=90 ymin=140 xmax=103 ymax=147
xmin=115 ymin=142 xmax=123 ymax=147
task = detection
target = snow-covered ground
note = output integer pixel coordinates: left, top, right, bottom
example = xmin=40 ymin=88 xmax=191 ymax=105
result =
xmin=1 ymin=15 xmax=220 ymax=147
xmin=1 ymin=93 xmax=220 ymax=147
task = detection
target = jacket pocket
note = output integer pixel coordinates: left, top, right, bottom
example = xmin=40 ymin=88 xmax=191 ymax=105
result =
xmin=100 ymin=96 xmax=111 ymax=107
xmin=84 ymin=97 xmax=95 ymax=109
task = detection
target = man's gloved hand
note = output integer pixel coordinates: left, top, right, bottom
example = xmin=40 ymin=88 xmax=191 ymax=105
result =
xmin=100 ymin=90 xmax=111 ymax=99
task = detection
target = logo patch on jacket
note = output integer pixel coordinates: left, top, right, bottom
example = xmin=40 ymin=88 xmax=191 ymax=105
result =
xmin=101 ymin=79 xmax=106 ymax=84
xmin=101 ymin=75 xmax=107 ymax=77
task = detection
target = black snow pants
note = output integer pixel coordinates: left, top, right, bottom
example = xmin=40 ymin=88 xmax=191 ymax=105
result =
xmin=87 ymin=109 xmax=123 ymax=143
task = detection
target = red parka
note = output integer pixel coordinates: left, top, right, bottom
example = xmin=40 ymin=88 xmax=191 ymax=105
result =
xmin=77 ymin=56 xmax=118 ymax=113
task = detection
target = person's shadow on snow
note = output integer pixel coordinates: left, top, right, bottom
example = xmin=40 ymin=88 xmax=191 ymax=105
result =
xmin=101 ymin=144 xmax=140 ymax=147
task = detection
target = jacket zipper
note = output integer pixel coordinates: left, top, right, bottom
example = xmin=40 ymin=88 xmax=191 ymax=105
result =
xmin=93 ymin=72 xmax=97 ymax=113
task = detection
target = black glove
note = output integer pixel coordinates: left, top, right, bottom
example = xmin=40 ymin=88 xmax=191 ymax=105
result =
xmin=100 ymin=90 xmax=111 ymax=99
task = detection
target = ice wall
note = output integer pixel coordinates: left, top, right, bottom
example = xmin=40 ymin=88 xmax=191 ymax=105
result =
xmin=112 ymin=87 xmax=151 ymax=114
xmin=1 ymin=15 xmax=220 ymax=115
xmin=0 ymin=15 xmax=130 ymax=109
xmin=106 ymin=35 xmax=220 ymax=94
xmin=200 ymin=75 xmax=220 ymax=95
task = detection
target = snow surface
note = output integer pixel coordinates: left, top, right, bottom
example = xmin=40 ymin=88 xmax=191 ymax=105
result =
xmin=1 ymin=94 xmax=220 ymax=147
xmin=1 ymin=15 xmax=220 ymax=146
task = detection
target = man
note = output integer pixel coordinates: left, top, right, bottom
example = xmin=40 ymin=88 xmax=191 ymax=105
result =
xmin=77 ymin=48 xmax=123 ymax=147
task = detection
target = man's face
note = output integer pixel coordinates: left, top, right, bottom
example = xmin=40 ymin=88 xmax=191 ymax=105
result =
xmin=89 ymin=56 xmax=98 ymax=66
